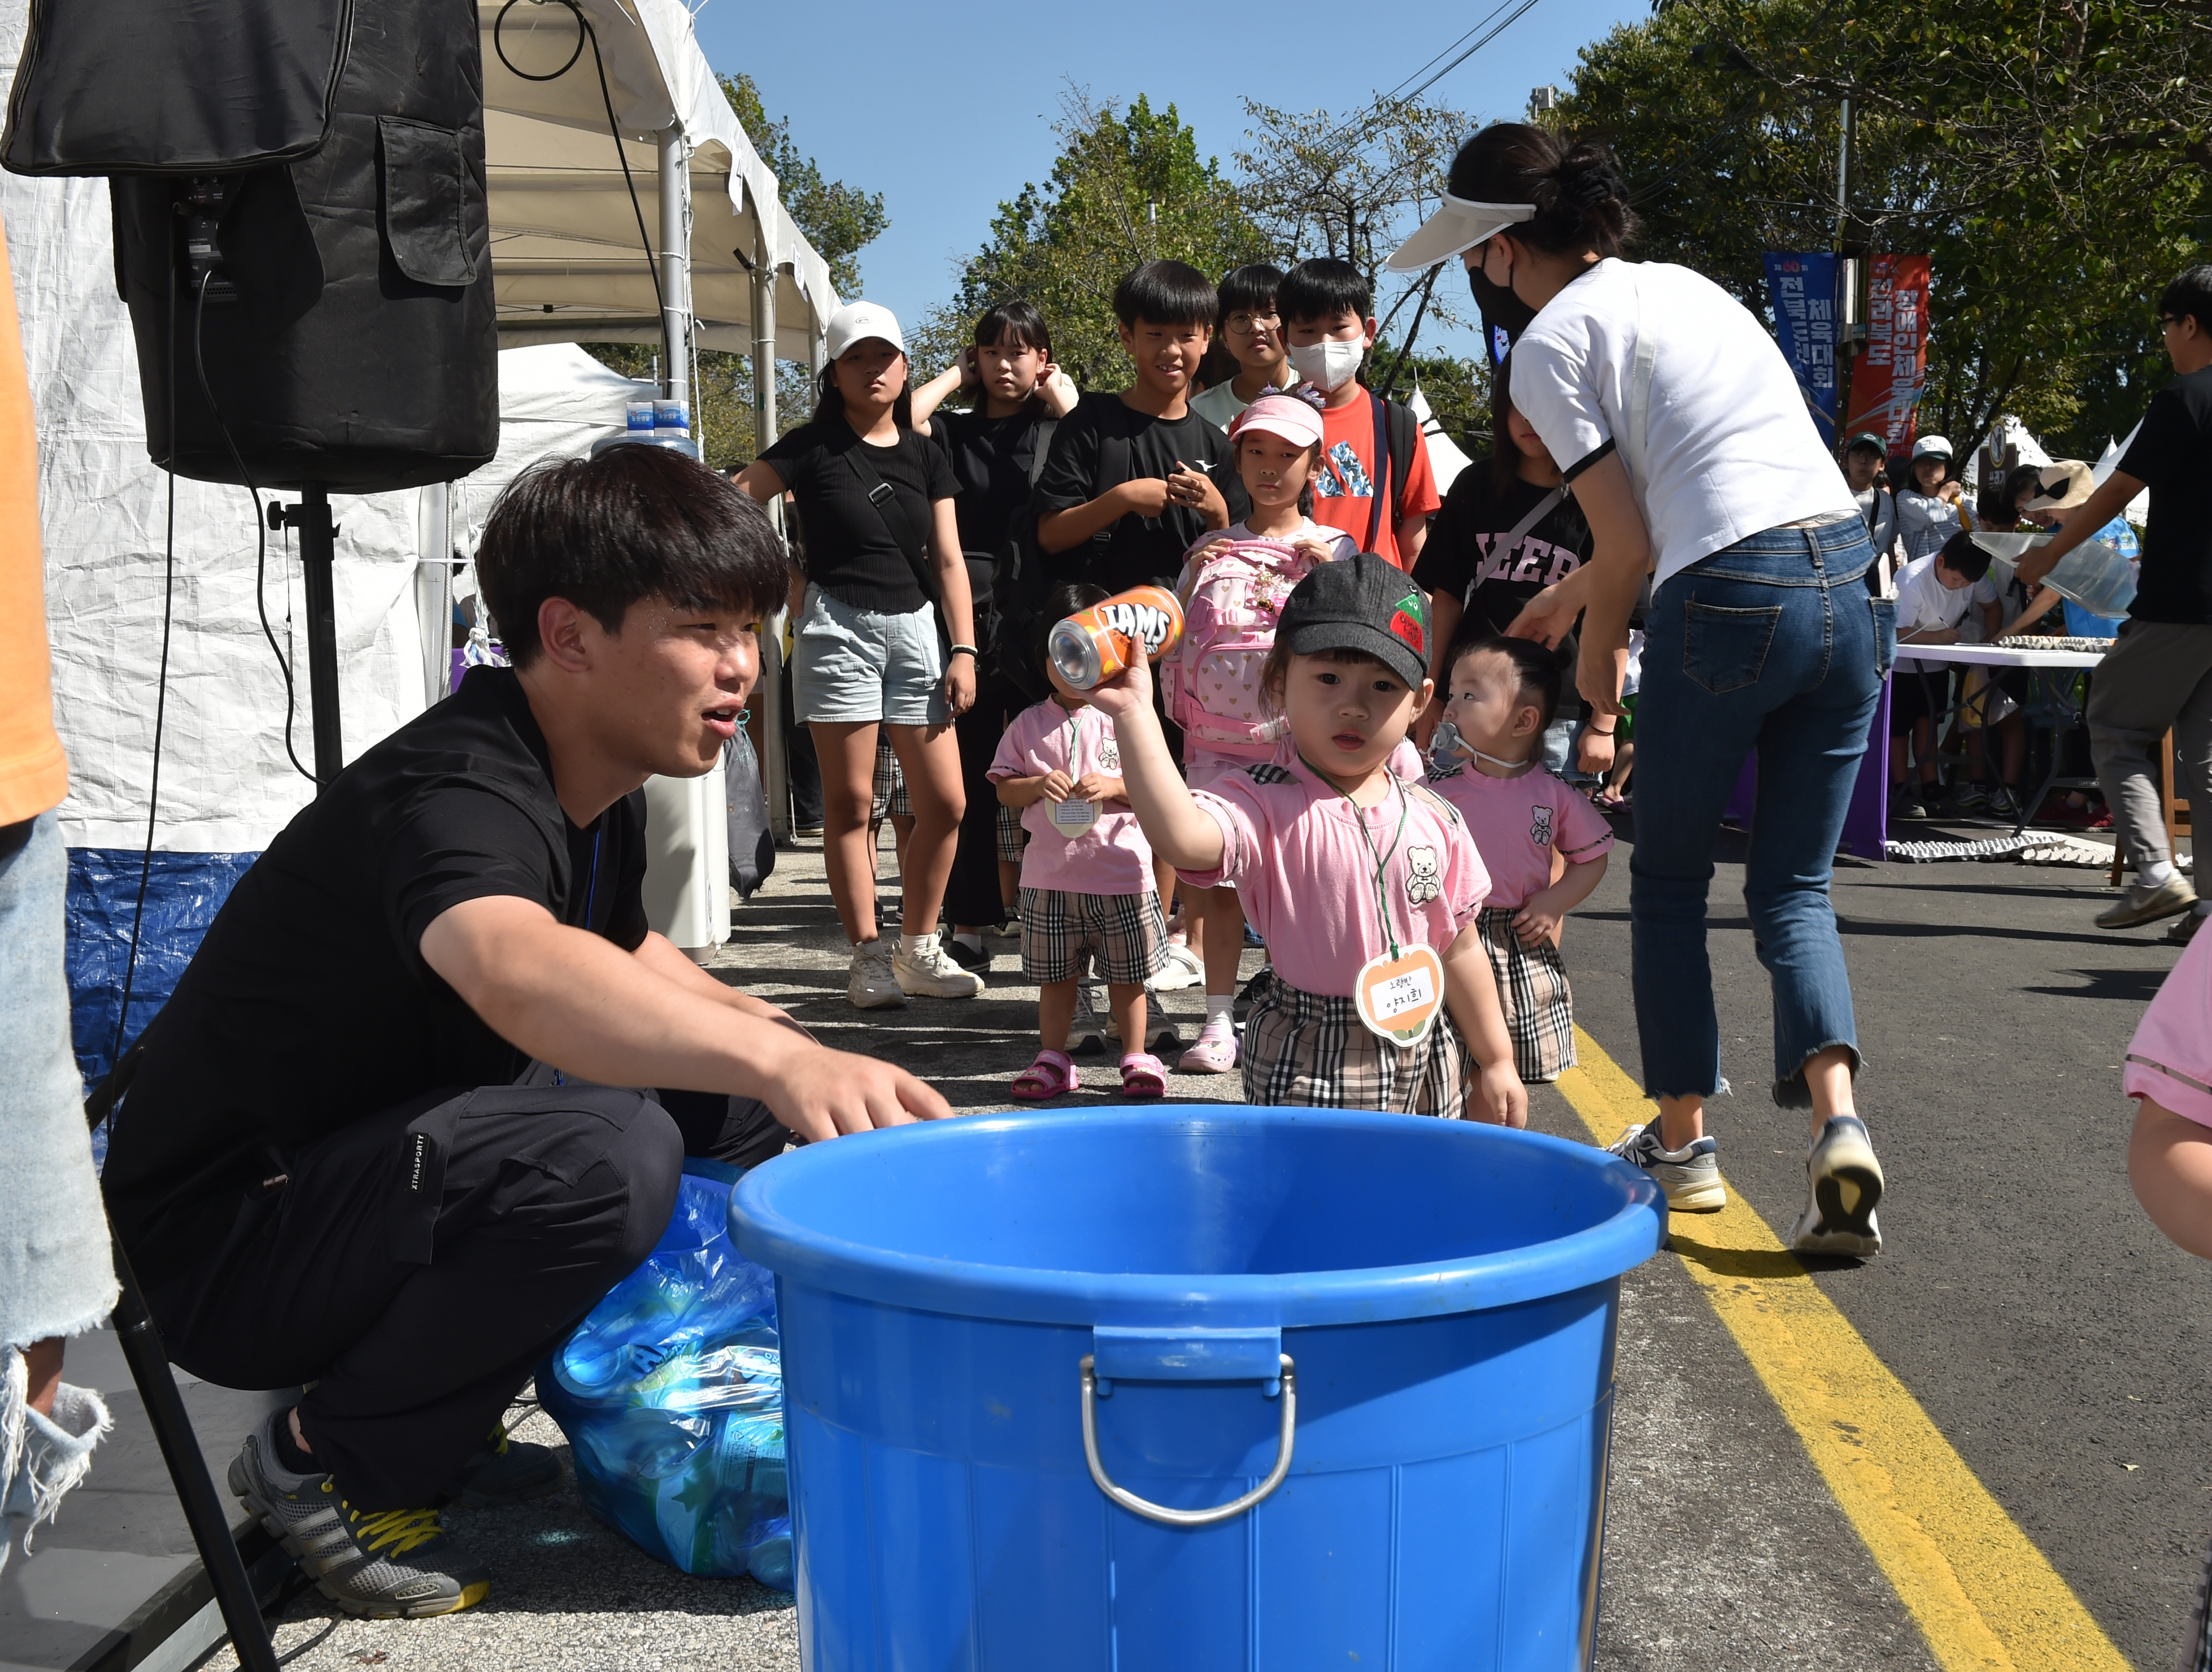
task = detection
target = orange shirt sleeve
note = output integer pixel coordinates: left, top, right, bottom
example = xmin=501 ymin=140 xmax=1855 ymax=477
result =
xmin=0 ymin=211 xmax=65 ymax=825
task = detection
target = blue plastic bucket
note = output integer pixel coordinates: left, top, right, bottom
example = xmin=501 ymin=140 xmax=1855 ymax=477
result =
xmin=731 ymin=1107 xmax=1665 ymax=1671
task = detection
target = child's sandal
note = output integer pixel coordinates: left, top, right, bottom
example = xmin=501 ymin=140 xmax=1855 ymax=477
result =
xmin=1119 ymin=1052 xmax=1167 ymax=1099
xmin=1011 ymin=1050 xmax=1077 ymax=1101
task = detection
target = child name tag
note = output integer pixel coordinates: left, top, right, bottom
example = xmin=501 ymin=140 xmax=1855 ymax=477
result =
xmin=1354 ymin=944 xmax=1446 ymax=1046
xmin=1050 ymin=797 xmax=1098 ymax=833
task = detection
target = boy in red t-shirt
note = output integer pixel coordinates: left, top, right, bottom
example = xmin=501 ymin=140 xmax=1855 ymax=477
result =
xmin=1279 ymin=258 xmax=1441 ymax=571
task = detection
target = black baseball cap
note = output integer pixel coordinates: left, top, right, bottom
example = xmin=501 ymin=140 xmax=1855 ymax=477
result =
xmin=1276 ymin=552 xmax=1432 ymax=690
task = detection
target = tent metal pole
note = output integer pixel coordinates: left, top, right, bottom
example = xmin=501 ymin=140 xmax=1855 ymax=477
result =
xmin=656 ymin=124 xmax=692 ymax=407
xmin=753 ymin=201 xmax=790 ymax=839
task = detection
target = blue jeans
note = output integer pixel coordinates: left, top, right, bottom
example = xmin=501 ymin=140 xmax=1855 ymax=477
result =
xmin=1630 ymin=518 xmax=1892 ymax=1107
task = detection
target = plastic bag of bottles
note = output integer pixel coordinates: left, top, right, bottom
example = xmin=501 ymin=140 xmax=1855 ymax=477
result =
xmin=538 ymin=1158 xmax=793 ymax=1589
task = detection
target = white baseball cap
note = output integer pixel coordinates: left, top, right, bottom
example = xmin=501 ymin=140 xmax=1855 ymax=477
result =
xmin=1386 ymin=195 xmax=1536 ymax=272
xmin=825 ymin=300 xmax=906 ymax=362
xmin=1911 ymin=435 xmax=1953 ymax=461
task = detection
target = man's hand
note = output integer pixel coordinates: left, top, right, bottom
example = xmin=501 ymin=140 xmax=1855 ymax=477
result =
xmin=2013 ymin=545 xmax=2059 ymax=589
xmin=760 ymin=1044 xmax=951 ymax=1142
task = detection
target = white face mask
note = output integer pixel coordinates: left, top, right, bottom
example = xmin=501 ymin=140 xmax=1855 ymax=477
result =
xmin=1287 ymin=337 xmax=1365 ymax=393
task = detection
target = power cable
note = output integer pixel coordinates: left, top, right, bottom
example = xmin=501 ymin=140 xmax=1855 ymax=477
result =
xmin=493 ymin=0 xmax=666 ymax=327
xmin=1384 ymin=0 xmax=1548 ymax=105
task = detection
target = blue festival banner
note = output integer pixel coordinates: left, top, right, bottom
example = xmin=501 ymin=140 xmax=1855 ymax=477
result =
xmin=1762 ymin=252 xmax=1839 ymax=448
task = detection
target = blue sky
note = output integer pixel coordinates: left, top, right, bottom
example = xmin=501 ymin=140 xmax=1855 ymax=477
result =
xmin=691 ymin=0 xmax=1651 ymax=368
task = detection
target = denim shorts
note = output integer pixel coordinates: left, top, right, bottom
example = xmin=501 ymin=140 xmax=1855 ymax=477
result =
xmin=791 ymin=586 xmax=947 ymax=727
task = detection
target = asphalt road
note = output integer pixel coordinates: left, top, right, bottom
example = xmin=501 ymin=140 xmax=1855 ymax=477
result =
xmin=231 ymin=822 xmax=2201 ymax=1671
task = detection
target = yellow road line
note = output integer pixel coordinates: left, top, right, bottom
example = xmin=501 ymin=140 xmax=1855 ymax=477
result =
xmin=1557 ymin=1026 xmax=2128 ymax=1672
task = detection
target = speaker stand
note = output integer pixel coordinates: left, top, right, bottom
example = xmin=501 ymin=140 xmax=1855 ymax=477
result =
xmin=271 ymin=488 xmax=343 ymax=790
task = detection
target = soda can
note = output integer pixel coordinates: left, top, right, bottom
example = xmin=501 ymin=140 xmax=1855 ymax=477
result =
xmin=1048 ymin=585 xmax=1184 ymax=691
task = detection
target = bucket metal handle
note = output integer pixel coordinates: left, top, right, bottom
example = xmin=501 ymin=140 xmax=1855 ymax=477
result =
xmin=1077 ymin=1353 xmax=1296 ymax=1527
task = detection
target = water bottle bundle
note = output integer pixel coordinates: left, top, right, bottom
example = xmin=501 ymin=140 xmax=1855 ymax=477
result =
xmin=536 ymin=1159 xmax=794 ymax=1589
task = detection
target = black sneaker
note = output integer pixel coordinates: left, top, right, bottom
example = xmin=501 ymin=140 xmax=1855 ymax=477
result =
xmin=1234 ymin=966 xmax=1274 ymax=1026
xmin=229 ymin=1413 xmax=491 ymax=1619
xmin=442 ymin=1422 xmax=561 ymax=1509
xmin=1890 ymin=787 xmax=1928 ymax=822
xmin=941 ymin=936 xmax=992 ymax=974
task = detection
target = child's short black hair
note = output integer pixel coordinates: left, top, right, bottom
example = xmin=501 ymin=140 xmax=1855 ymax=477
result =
xmin=2159 ymin=265 xmax=2212 ymax=337
xmin=1037 ymin=581 xmax=1109 ymax=687
xmin=1217 ymin=262 xmax=1284 ymax=331
xmin=1937 ymin=529 xmax=1994 ymax=582
xmin=1278 ymin=258 xmax=1373 ymax=327
xmin=1447 ymin=634 xmax=1571 ymax=733
xmin=1112 ymin=260 xmax=1215 ymax=330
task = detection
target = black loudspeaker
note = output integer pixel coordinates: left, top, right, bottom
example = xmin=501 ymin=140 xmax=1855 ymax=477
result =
xmin=4 ymin=0 xmax=497 ymax=492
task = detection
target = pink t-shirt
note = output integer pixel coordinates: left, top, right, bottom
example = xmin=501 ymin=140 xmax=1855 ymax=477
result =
xmin=988 ymin=698 xmax=1155 ymax=896
xmin=2124 ymin=926 xmax=2212 ymax=1127
xmin=1425 ymin=760 xmax=1615 ymax=910
xmin=1181 ymin=756 xmax=1489 ymax=997
xmin=1187 ymin=737 xmax=1425 ymax=791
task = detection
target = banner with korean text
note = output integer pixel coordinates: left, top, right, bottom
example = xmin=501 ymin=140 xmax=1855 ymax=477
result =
xmin=1762 ymin=253 xmax=1839 ymax=448
xmin=1844 ymin=254 xmax=1932 ymax=457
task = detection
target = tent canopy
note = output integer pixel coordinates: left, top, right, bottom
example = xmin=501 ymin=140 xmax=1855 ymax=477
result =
xmin=480 ymin=0 xmax=835 ymax=359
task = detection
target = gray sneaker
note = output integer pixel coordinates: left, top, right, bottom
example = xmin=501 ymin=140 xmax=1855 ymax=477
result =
xmin=229 ymin=1413 xmax=491 ymax=1619
xmin=2096 ymin=874 xmax=2199 ymax=930
xmin=1788 ymin=1114 xmax=1884 ymax=1257
xmin=1068 ymin=985 xmax=1107 ymax=1057
xmin=847 ymin=942 xmax=906 ymax=1009
xmin=1606 ymin=1119 xmax=1726 ymax=1212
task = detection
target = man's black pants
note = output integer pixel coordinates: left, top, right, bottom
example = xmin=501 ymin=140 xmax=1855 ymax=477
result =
xmin=144 ymin=1084 xmax=782 ymax=1512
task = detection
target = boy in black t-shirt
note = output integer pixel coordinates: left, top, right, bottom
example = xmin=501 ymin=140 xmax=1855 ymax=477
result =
xmin=103 ymin=450 xmax=951 ymax=1621
xmin=1034 ymin=260 xmax=1246 ymax=593
xmin=2022 ymin=265 xmax=2212 ymax=940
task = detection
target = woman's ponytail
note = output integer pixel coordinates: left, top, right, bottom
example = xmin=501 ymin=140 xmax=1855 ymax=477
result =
xmin=1446 ymin=123 xmax=1639 ymax=259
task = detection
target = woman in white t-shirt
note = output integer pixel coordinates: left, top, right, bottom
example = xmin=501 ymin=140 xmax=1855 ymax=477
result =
xmin=1390 ymin=123 xmax=1891 ymax=1258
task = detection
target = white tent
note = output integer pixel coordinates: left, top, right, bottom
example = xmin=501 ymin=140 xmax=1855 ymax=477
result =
xmin=1408 ymin=385 xmax=1474 ymax=495
xmin=2094 ymin=426 xmax=2151 ymax=524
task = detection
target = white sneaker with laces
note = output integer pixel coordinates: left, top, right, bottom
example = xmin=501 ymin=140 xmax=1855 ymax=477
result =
xmin=1147 ymin=942 xmax=1204 ymax=992
xmin=893 ymin=942 xmax=984 ymax=999
xmin=1606 ymin=1119 xmax=1726 ymax=1212
xmin=847 ymin=944 xmax=906 ymax=1009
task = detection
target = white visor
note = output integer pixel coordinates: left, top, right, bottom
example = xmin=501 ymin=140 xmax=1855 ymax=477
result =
xmin=1386 ymin=195 xmax=1537 ymax=273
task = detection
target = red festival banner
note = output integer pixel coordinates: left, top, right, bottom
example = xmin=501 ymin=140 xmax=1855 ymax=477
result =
xmin=1846 ymin=255 xmax=1931 ymax=457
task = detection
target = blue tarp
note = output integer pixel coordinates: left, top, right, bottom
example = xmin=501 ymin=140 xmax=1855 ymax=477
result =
xmin=66 ymin=849 xmax=255 ymax=1153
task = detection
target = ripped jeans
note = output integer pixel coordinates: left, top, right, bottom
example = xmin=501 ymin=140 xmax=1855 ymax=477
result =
xmin=1629 ymin=517 xmax=1891 ymax=1107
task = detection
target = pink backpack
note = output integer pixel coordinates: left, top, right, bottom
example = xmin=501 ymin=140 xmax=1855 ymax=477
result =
xmin=1164 ymin=536 xmax=1327 ymax=759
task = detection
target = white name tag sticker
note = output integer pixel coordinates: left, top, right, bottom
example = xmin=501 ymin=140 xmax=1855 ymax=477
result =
xmin=1354 ymin=944 xmax=1446 ymax=1045
xmin=1050 ymin=797 xmax=1098 ymax=833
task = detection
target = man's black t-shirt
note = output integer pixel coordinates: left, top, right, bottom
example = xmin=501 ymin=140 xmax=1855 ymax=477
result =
xmin=929 ymin=406 xmax=1051 ymax=557
xmin=760 ymin=411 xmax=959 ymax=613
xmin=1414 ymin=460 xmax=1592 ymax=715
xmin=1031 ymin=391 xmax=1249 ymax=593
xmin=2117 ymin=366 xmax=2212 ymax=624
xmin=105 ymin=667 xmax=649 ymax=1267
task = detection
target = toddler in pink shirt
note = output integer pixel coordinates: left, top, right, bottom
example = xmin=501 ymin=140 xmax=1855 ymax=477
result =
xmin=1429 ymin=636 xmax=1614 ymax=1082
xmin=2126 ymin=926 xmax=2212 ymax=1260
xmin=991 ymin=584 xmax=1170 ymax=1102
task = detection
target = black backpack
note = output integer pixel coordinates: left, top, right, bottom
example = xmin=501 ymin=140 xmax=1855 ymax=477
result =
xmin=1363 ymin=391 xmax=1422 ymax=554
xmin=985 ymin=421 xmax=1134 ymax=706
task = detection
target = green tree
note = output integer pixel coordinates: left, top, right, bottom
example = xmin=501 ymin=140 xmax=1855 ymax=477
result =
xmin=918 ymin=90 xmax=1274 ymax=391
xmin=719 ymin=72 xmax=887 ymax=300
xmin=1557 ymin=0 xmax=2205 ymax=462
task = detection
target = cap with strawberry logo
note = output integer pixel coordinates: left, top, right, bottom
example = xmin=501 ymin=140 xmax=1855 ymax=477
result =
xmin=1275 ymin=552 xmax=1431 ymax=689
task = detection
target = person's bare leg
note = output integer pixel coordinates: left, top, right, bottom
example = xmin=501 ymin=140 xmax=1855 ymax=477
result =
xmin=1801 ymin=1045 xmax=1858 ymax=1137
xmin=998 ymin=860 xmax=1019 ymax=912
xmin=813 ymin=722 xmax=880 ymax=943
xmin=1108 ymin=982 xmax=1147 ymax=1051
xmin=24 ymin=1337 xmax=63 ymax=1418
xmin=1037 ymin=980 xmax=1077 ymax=1053
xmin=1202 ymin=886 xmax=1244 ymax=1000
xmin=1656 ymin=1094 xmax=1704 ymax=1151
xmin=884 ymin=722 xmax=964 ymax=939
xmin=1152 ymin=858 xmax=1178 ymax=930
xmin=890 ymin=814 xmax=914 ymax=879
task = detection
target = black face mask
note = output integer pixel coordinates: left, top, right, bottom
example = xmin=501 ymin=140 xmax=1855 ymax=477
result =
xmin=1469 ymin=258 xmax=1538 ymax=349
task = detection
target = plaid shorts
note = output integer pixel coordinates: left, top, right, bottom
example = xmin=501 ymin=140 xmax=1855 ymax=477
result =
xmin=1019 ymin=887 xmax=1166 ymax=986
xmin=870 ymin=733 xmax=911 ymax=822
xmin=997 ymin=803 xmax=1026 ymax=864
xmin=1477 ymin=907 xmax=1577 ymax=1083
xmin=1241 ymin=970 xmax=1471 ymax=1116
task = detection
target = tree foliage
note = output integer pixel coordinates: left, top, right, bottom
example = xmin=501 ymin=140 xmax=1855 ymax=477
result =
xmin=917 ymin=91 xmax=1273 ymax=389
xmin=720 ymin=72 xmax=888 ymax=301
xmin=1557 ymin=0 xmax=2206 ymax=459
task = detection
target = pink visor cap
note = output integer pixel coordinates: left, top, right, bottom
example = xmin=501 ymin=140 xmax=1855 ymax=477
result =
xmin=1229 ymin=393 xmax=1325 ymax=450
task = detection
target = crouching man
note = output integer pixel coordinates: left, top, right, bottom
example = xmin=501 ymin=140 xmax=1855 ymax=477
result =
xmin=101 ymin=448 xmax=948 ymax=1618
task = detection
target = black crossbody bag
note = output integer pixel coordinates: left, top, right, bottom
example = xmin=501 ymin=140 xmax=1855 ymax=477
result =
xmin=842 ymin=435 xmax=953 ymax=659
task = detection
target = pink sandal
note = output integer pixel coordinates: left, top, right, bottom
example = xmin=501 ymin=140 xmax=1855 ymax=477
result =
xmin=1012 ymin=1050 xmax=1077 ymax=1101
xmin=1119 ymin=1052 xmax=1167 ymax=1099
xmin=1178 ymin=1025 xmax=1239 ymax=1075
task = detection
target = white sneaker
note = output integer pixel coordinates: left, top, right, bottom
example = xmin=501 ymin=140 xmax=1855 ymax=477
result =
xmin=848 ymin=944 xmax=905 ymax=1009
xmin=1605 ymin=1120 xmax=1725 ymax=1212
xmin=893 ymin=942 xmax=984 ymax=1000
xmin=1788 ymin=1115 xmax=1884 ymax=1257
xmin=1147 ymin=942 xmax=1204 ymax=992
